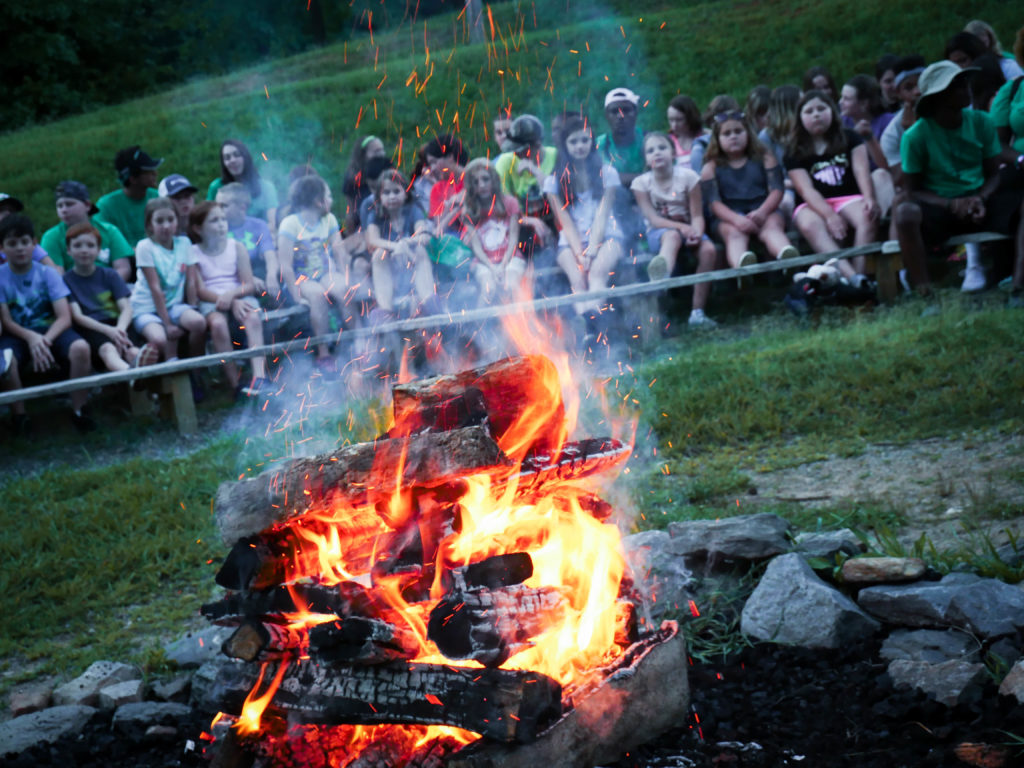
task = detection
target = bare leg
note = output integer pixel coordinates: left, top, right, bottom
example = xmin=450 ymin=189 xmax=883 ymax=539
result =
xmin=98 ymin=342 xmax=130 ymax=372
xmin=178 ymin=309 xmax=208 ymax=358
xmin=658 ymin=229 xmax=683 ymax=275
xmin=692 ymin=240 xmax=720 ymax=312
xmin=893 ymin=201 xmax=930 ymax=295
xmin=2 ymin=354 xmax=26 ymax=416
xmin=371 ymin=249 xmax=395 ymax=312
xmin=557 ymin=247 xmax=590 ymax=314
xmin=758 ymin=212 xmax=793 ymax=256
xmin=872 ymin=168 xmax=895 ymax=219
xmin=68 ymin=338 xmax=92 ymax=413
xmin=411 ymin=244 xmax=436 ymax=304
xmin=840 ymin=200 xmax=877 ymax=275
xmin=587 ymin=239 xmax=623 ymax=294
xmin=207 ymin=311 xmax=240 ymax=389
xmin=794 ymin=208 xmax=841 ymax=254
xmin=298 ymin=279 xmax=332 ymax=358
xmin=718 ymin=221 xmax=751 ymax=268
xmin=141 ymin=322 xmax=172 ymax=361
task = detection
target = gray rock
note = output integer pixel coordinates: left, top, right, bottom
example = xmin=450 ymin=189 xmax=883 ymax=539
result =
xmin=0 ymin=704 xmax=97 ymax=756
xmin=857 ymin=573 xmax=982 ymax=628
xmin=859 ymin=573 xmax=1024 ymax=638
xmin=946 ymin=579 xmax=1024 ymax=638
xmin=879 ymin=629 xmax=980 ymax=664
xmin=163 ymin=626 xmax=233 ymax=668
xmin=52 ymin=660 xmax=139 ymax=706
xmin=98 ymin=679 xmax=145 ymax=709
xmin=740 ymin=553 xmax=880 ymax=649
xmin=887 ymin=658 xmax=988 ymax=706
xmin=793 ymin=529 xmax=864 ymax=560
xmin=841 ymin=557 xmax=926 ymax=584
xmin=190 ymin=658 xmax=251 ymax=713
xmin=112 ymin=702 xmax=193 ymax=735
xmin=152 ymin=676 xmax=192 ymax=702
xmin=988 ymin=638 xmax=1022 ymax=668
xmin=9 ymin=687 xmax=52 ymax=717
xmin=999 ymin=659 xmax=1024 ymax=704
xmin=622 ymin=530 xmax=694 ymax=618
xmin=668 ymin=513 xmax=792 ymax=562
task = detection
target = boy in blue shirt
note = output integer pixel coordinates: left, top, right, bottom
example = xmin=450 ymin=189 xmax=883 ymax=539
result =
xmin=0 ymin=214 xmax=96 ymax=432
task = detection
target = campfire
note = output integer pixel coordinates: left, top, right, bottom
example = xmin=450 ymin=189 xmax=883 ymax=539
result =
xmin=200 ymin=354 xmax=689 ymax=767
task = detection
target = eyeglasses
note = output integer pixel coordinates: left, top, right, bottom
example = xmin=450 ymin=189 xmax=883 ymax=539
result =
xmin=713 ymin=110 xmax=746 ymax=124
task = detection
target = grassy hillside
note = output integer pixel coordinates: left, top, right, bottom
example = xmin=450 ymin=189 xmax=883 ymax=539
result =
xmin=2 ymin=0 xmax=1020 ymax=229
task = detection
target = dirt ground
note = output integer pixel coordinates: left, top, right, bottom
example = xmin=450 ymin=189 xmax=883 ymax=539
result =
xmin=747 ymin=430 xmax=1024 ymax=552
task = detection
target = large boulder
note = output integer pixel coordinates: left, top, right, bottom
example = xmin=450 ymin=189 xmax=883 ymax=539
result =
xmin=621 ymin=530 xmax=694 ymax=618
xmin=740 ymin=553 xmax=880 ymax=649
xmin=792 ymin=528 xmax=864 ymax=560
xmin=668 ymin=513 xmax=792 ymax=563
xmin=859 ymin=573 xmax=1024 ymax=638
xmin=0 ymin=705 xmax=96 ymax=756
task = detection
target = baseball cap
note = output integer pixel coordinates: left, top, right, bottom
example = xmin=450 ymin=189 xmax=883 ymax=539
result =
xmin=158 ymin=174 xmax=198 ymax=198
xmin=501 ymin=114 xmax=545 ymax=153
xmin=55 ymin=180 xmax=100 ymax=215
xmin=604 ymin=87 xmax=640 ymax=108
xmin=115 ymin=146 xmax=164 ymax=184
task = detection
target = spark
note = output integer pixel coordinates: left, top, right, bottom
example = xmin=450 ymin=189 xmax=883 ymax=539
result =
xmin=264 ymin=85 xmax=270 ymax=99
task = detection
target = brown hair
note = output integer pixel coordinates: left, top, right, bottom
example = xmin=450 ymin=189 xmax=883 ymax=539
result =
xmin=143 ymin=197 xmax=177 ymax=234
xmin=187 ymin=200 xmax=221 ymax=243
xmin=462 ymin=158 xmax=508 ymax=223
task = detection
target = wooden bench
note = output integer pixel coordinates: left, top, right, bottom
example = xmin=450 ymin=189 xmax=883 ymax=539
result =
xmin=3 ymin=234 xmax=1008 ymax=434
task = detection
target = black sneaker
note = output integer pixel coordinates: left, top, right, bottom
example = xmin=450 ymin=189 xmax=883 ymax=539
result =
xmin=70 ymin=409 xmax=97 ymax=433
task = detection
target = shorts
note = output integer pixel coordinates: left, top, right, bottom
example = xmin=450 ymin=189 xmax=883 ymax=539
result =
xmin=647 ymin=228 xmax=710 ymax=253
xmin=913 ymin=184 xmax=1023 ymax=250
xmin=75 ymin=326 xmax=123 ymax=369
xmin=4 ymin=327 xmax=85 ymax=371
xmin=132 ymin=302 xmax=198 ymax=334
xmin=793 ymin=194 xmax=863 ymax=219
xmin=199 ymin=295 xmax=259 ymax=318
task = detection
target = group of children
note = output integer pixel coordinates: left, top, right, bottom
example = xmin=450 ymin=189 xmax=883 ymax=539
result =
xmin=4 ymin=17 xmax=1024 ymax=433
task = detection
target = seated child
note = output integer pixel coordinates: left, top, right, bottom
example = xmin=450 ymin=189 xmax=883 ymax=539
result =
xmin=190 ymin=201 xmax=268 ymax=397
xmin=39 ymin=181 xmax=134 ymax=282
xmin=276 ymin=175 xmax=352 ymax=371
xmin=461 ymin=158 xmax=526 ymax=304
xmin=364 ymin=169 xmax=437 ymax=317
xmin=631 ymin=132 xmax=720 ymax=327
xmin=0 ymin=214 xmax=94 ymax=431
xmin=216 ymin=183 xmax=277 ymax=303
xmin=130 ymin=198 xmax=207 ymax=363
xmin=0 ymin=192 xmax=56 ymax=269
xmin=63 ymin=222 xmax=158 ymax=374
xmin=700 ymin=111 xmax=797 ymax=267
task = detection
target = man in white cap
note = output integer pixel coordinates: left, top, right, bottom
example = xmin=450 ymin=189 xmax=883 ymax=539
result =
xmin=596 ymin=87 xmax=646 ymax=187
xmin=894 ymin=60 xmax=1024 ymax=306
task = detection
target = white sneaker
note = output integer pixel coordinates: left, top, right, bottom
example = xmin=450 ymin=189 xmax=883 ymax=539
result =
xmin=898 ymin=269 xmax=912 ymax=295
xmin=688 ymin=309 xmax=717 ymax=328
xmin=777 ymin=245 xmax=799 ymax=261
xmin=647 ymin=255 xmax=669 ymax=282
xmin=961 ymin=265 xmax=986 ymax=293
xmin=738 ymin=251 xmax=757 ymax=268
xmin=0 ymin=348 xmax=11 ymax=377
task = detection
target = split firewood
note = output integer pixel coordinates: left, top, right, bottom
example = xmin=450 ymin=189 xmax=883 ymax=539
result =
xmin=443 ymin=552 xmax=534 ymax=593
xmin=215 ymin=425 xmax=512 ymax=545
xmin=308 ymin=616 xmax=421 ymax=665
xmin=428 ymin=584 xmax=568 ymax=667
xmin=223 ymin=621 xmax=307 ymax=663
xmin=389 ymin=356 xmax=567 ymax=459
xmin=212 ymin=659 xmax=562 ymax=743
xmin=515 ymin=438 xmax=631 ymax=493
xmin=202 ymin=582 xmax=376 ymax=626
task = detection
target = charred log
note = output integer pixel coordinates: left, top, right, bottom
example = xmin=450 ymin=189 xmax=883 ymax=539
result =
xmin=308 ymin=616 xmax=421 ymax=665
xmin=389 ymin=356 xmax=566 ymax=458
xmin=516 ymin=438 xmax=631 ymax=493
xmin=215 ymin=425 xmax=512 ymax=545
xmin=445 ymin=552 xmax=534 ymax=593
xmin=202 ymin=582 xmax=376 ymax=626
xmin=427 ymin=585 xmax=567 ymax=667
xmin=223 ymin=621 xmax=307 ymax=663
xmin=213 ymin=660 xmax=562 ymax=743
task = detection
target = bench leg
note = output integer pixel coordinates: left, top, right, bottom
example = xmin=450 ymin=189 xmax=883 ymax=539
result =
xmin=164 ymin=373 xmax=198 ymax=434
xmin=874 ymin=243 xmax=902 ymax=304
xmin=128 ymin=385 xmax=153 ymax=417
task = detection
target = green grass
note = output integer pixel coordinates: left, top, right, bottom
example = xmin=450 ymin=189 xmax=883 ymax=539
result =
xmin=2 ymin=0 xmax=1021 ymax=224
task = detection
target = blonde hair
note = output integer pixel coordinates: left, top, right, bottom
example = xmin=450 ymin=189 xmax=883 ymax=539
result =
xmin=964 ymin=19 xmax=1003 ymax=55
xmin=462 ymin=158 xmax=507 ymax=223
xmin=215 ymin=182 xmax=251 ymax=204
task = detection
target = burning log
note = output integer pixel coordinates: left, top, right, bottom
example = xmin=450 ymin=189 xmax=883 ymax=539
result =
xmin=213 ymin=660 xmax=562 ymax=743
xmin=223 ymin=621 xmax=307 ymax=663
xmin=215 ymin=425 xmax=512 ymax=545
xmin=389 ymin=356 xmax=567 ymax=458
xmin=428 ymin=584 xmax=568 ymax=667
xmin=516 ymin=438 xmax=631 ymax=493
xmin=308 ymin=616 xmax=421 ymax=664
xmin=202 ymin=582 xmax=377 ymax=626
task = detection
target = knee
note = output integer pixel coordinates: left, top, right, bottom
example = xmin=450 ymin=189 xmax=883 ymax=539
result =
xmin=70 ymin=340 xmax=90 ymax=361
xmin=893 ymin=201 xmax=921 ymax=227
xmin=662 ymin=229 xmax=683 ymax=249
